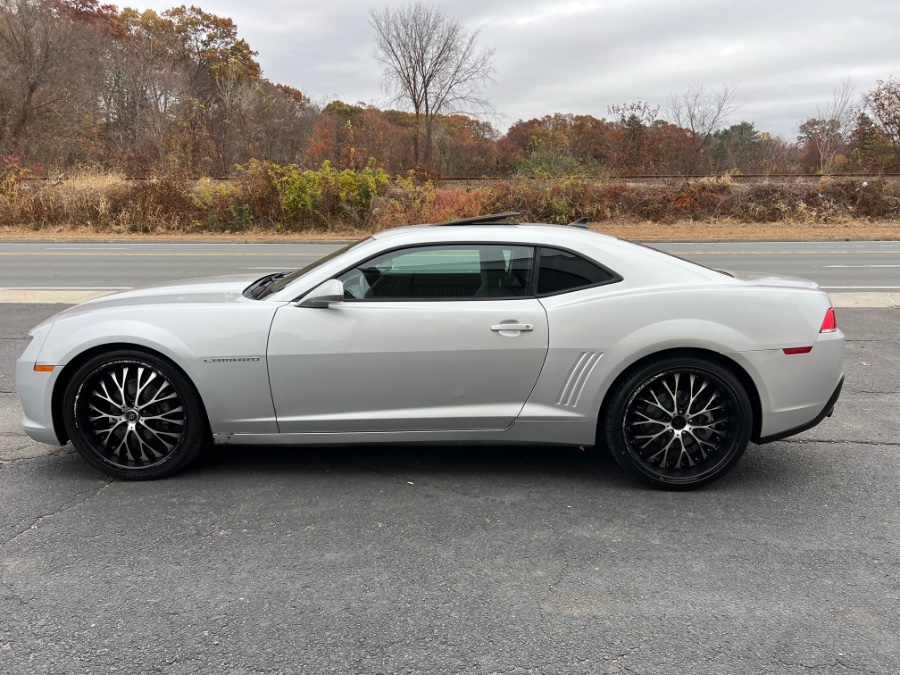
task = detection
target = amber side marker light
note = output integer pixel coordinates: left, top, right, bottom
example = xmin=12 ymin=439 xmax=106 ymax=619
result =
xmin=33 ymin=365 xmax=55 ymax=372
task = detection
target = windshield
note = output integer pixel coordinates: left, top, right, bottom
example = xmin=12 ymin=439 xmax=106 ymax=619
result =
xmin=257 ymin=238 xmax=370 ymax=299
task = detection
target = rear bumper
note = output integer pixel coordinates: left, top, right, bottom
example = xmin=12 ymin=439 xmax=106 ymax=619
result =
xmin=732 ymin=329 xmax=844 ymax=442
xmin=756 ymin=375 xmax=843 ymax=444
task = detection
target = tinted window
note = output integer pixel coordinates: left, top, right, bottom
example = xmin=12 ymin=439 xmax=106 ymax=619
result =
xmin=338 ymin=244 xmax=534 ymax=300
xmin=536 ymin=247 xmax=616 ymax=295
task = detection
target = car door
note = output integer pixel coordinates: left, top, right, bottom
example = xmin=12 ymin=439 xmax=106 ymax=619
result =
xmin=266 ymin=243 xmax=549 ymax=433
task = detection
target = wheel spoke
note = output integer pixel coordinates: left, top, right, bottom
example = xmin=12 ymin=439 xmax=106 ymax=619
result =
xmin=139 ymin=422 xmax=178 ymax=450
xmin=111 ymin=367 xmax=129 ymax=407
xmin=642 ymin=389 xmax=674 ymax=417
xmin=692 ymin=390 xmax=724 ymax=417
xmin=133 ymin=367 xmax=157 ymax=408
xmin=629 ymin=411 xmax=667 ymax=426
xmin=140 ymin=407 xmax=184 ymax=424
xmin=690 ymin=417 xmax=728 ymax=432
xmin=684 ymin=430 xmax=714 ymax=459
xmin=88 ymin=403 xmax=121 ymax=427
xmin=662 ymin=374 xmax=680 ymax=411
xmin=674 ymin=437 xmax=695 ymax=469
xmin=634 ymin=428 xmax=669 ymax=446
xmin=98 ymin=419 xmax=126 ymax=447
xmin=686 ymin=376 xmax=709 ymax=415
xmin=133 ymin=428 xmax=164 ymax=460
xmin=110 ymin=429 xmax=130 ymax=458
xmin=141 ymin=381 xmax=177 ymax=408
xmin=645 ymin=435 xmax=676 ymax=466
xmin=94 ymin=380 xmax=121 ymax=409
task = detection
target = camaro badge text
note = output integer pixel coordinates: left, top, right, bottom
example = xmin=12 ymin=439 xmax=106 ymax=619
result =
xmin=203 ymin=357 xmax=260 ymax=363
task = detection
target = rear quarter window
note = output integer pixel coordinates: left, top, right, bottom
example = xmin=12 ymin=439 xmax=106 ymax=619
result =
xmin=536 ymin=247 xmax=619 ymax=295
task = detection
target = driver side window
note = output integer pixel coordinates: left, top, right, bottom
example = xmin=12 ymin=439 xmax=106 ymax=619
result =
xmin=338 ymin=244 xmax=535 ymax=300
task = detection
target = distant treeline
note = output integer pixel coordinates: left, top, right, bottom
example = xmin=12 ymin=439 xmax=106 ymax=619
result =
xmin=1 ymin=0 xmax=899 ymax=181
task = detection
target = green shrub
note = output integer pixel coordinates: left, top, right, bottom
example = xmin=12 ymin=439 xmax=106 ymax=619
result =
xmin=269 ymin=159 xmax=389 ymax=231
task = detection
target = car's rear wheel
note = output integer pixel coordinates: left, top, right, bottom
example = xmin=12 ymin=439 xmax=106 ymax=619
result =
xmin=603 ymin=356 xmax=752 ymax=490
xmin=62 ymin=350 xmax=208 ymax=480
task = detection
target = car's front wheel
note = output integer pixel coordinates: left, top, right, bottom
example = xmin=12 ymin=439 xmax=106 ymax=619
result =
xmin=62 ymin=350 xmax=208 ymax=480
xmin=602 ymin=356 xmax=752 ymax=490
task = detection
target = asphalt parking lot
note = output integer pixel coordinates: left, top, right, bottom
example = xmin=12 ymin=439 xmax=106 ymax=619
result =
xmin=1 ymin=304 xmax=898 ymax=674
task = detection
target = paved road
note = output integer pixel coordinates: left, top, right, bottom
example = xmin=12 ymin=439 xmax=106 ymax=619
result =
xmin=1 ymin=300 xmax=898 ymax=674
xmin=1 ymin=240 xmax=900 ymax=290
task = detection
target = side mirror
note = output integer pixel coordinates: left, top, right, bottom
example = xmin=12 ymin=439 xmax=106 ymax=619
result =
xmin=297 ymin=279 xmax=344 ymax=308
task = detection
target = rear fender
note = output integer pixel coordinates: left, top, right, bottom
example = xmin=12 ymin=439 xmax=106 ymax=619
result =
xmin=583 ymin=319 xmax=758 ymax=416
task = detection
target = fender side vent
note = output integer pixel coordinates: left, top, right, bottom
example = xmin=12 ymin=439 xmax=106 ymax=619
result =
xmin=557 ymin=352 xmax=601 ymax=407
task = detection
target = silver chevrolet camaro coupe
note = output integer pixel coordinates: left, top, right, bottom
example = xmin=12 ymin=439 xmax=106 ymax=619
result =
xmin=17 ymin=213 xmax=845 ymax=489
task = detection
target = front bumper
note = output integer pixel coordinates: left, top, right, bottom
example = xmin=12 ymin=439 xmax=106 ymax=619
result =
xmin=16 ymin=327 xmax=64 ymax=446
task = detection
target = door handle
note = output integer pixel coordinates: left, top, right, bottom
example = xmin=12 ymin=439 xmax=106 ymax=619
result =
xmin=491 ymin=323 xmax=534 ymax=332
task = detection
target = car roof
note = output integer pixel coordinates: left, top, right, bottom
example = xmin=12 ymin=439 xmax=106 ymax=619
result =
xmin=371 ymin=223 xmax=625 ymax=247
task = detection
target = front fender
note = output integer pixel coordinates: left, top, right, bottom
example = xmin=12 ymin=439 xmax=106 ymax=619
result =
xmin=39 ymin=318 xmax=194 ymax=375
xmin=36 ymin=304 xmax=280 ymax=435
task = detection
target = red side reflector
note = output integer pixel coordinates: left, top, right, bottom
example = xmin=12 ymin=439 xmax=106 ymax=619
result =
xmin=820 ymin=307 xmax=837 ymax=333
xmin=33 ymin=364 xmax=55 ymax=372
xmin=783 ymin=347 xmax=813 ymax=355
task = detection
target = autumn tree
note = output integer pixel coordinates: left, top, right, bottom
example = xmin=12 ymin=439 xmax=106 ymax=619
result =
xmin=566 ymin=114 xmax=611 ymax=166
xmin=237 ymin=82 xmax=314 ymax=165
xmin=369 ymin=2 xmax=495 ymax=168
xmin=796 ymin=118 xmax=843 ymax=173
xmin=863 ymin=78 xmax=900 ymax=168
xmin=607 ymin=101 xmax=660 ymax=174
xmin=847 ymin=112 xmax=893 ymax=171
xmin=432 ymin=114 xmax=499 ymax=176
xmin=164 ymin=5 xmax=259 ymax=97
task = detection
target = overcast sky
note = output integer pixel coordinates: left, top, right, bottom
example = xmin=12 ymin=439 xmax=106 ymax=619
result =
xmin=134 ymin=0 xmax=900 ymax=139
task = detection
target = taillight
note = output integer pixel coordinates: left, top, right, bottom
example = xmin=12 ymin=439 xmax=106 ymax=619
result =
xmin=820 ymin=307 xmax=837 ymax=333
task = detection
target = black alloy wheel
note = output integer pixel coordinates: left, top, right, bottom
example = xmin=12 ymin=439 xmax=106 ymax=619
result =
xmin=603 ymin=356 xmax=752 ymax=490
xmin=63 ymin=350 xmax=208 ymax=480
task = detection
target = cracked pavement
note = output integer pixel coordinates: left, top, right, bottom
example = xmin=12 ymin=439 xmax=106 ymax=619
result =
xmin=1 ymin=305 xmax=898 ymax=674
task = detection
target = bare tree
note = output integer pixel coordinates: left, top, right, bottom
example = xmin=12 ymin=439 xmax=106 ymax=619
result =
xmin=607 ymin=100 xmax=660 ymax=127
xmin=0 ymin=0 xmax=72 ymax=150
xmin=812 ymin=76 xmax=856 ymax=173
xmin=667 ymin=82 xmax=738 ymax=173
xmin=369 ymin=2 xmax=494 ymax=167
xmin=96 ymin=9 xmax=184 ymax=163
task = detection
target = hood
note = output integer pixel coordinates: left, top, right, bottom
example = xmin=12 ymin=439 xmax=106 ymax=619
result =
xmin=727 ymin=271 xmax=820 ymax=291
xmin=38 ymin=273 xmax=268 ymax=326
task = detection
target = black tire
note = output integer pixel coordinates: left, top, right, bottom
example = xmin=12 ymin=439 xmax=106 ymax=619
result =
xmin=602 ymin=356 xmax=752 ymax=490
xmin=62 ymin=349 xmax=209 ymax=480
